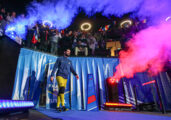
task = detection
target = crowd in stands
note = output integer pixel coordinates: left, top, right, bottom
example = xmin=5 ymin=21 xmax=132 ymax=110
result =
xmin=0 ymin=5 xmax=147 ymax=57
xmin=24 ymin=25 xmax=110 ymax=57
xmin=0 ymin=6 xmax=18 ymax=36
xmin=23 ymin=22 xmax=145 ymax=57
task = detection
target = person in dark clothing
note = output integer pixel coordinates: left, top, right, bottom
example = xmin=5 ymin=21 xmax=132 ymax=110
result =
xmin=25 ymin=26 xmax=34 ymax=48
xmin=0 ymin=8 xmax=6 ymax=20
xmin=59 ymin=32 xmax=73 ymax=54
xmin=39 ymin=27 xmax=49 ymax=52
xmin=75 ymin=34 xmax=88 ymax=56
xmin=50 ymin=48 xmax=79 ymax=112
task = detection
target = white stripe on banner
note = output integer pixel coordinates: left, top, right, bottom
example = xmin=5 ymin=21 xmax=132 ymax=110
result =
xmin=166 ymin=72 xmax=171 ymax=84
xmin=88 ymin=106 xmax=97 ymax=111
xmin=119 ymin=96 xmax=143 ymax=104
xmin=82 ymin=59 xmax=86 ymax=110
xmin=13 ymin=56 xmax=22 ymax=100
xmin=36 ymin=54 xmax=43 ymax=82
xmin=98 ymin=65 xmax=104 ymax=104
xmin=119 ymin=64 xmax=130 ymax=103
xmin=129 ymin=80 xmax=136 ymax=105
xmin=159 ymin=72 xmax=171 ymax=102
xmin=92 ymin=59 xmax=97 ymax=94
xmin=70 ymin=71 xmax=73 ymax=107
xmin=46 ymin=61 xmax=51 ymax=109
xmin=104 ymin=63 xmax=109 ymax=79
xmin=123 ymin=80 xmax=130 ymax=103
xmin=86 ymin=59 xmax=91 ymax=110
xmin=87 ymin=59 xmax=90 ymax=74
xmin=65 ymin=91 xmax=70 ymax=94
xmin=76 ymin=59 xmax=81 ymax=110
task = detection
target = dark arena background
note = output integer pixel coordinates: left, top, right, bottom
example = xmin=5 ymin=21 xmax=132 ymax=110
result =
xmin=0 ymin=0 xmax=171 ymax=120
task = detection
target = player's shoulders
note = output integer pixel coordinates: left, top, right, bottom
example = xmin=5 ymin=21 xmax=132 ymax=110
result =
xmin=57 ymin=57 xmax=63 ymax=60
xmin=58 ymin=57 xmax=71 ymax=62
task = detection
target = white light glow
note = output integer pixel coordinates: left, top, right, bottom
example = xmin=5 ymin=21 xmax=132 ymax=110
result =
xmin=120 ymin=19 xmax=132 ymax=28
xmin=81 ymin=22 xmax=92 ymax=31
xmin=43 ymin=20 xmax=53 ymax=28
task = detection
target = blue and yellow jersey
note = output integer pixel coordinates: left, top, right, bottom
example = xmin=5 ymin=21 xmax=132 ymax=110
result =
xmin=51 ymin=56 xmax=77 ymax=79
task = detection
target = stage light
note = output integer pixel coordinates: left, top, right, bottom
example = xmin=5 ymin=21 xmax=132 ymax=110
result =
xmin=165 ymin=16 xmax=171 ymax=21
xmin=43 ymin=20 xmax=53 ymax=28
xmin=142 ymin=80 xmax=156 ymax=86
xmin=107 ymin=77 xmax=118 ymax=84
xmin=105 ymin=102 xmax=133 ymax=107
xmin=0 ymin=100 xmax=34 ymax=109
xmin=0 ymin=100 xmax=34 ymax=114
xmin=80 ymin=22 xmax=92 ymax=31
xmin=0 ymin=100 xmax=34 ymax=115
xmin=120 ymin=19 xmax=132 ymax=28
xmin=110 ymin=78 xmax=115 ymax=84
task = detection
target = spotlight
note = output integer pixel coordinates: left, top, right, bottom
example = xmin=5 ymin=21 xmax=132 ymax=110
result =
xmin=104 ymin=102 xmax=133 ymax=111
xmin=80 ymin=22 xmax=91 ymax=31
xmin=43 ymin=20 xmax=53 ymax=28
xmin=107 ymin=77 xmax=118 ymax=84
xmin=165 ymin=16 xmax=171 ymax=21
xmin=0 ymin=100 xmax=34 ymax=115
xmin=105 ymin=102 xmax=133 ymax=107
xmin=142 ymin=80 xmax=156 ymax=86
xmin=120 ymin=19 xmax=132 ymax=28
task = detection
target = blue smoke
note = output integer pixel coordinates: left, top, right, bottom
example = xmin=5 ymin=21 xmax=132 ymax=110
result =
xmin=5 ymin=17 xmax=28 ymax=40
xmin=5 ymin=0 xmax=171 ymax=40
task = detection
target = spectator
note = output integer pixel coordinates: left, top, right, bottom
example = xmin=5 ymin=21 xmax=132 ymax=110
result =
xmin=6 ymin=12 xmax=11 ymax=23
xmin=72 ymin=31 xmax=79 ymax=49
xmin=75 ymin=34 xmax=88 ymax=56
xmin=0 ymin=15 xmax=7 ymax=32
xmin=10 ymin=11 xmax=16 ymax=22
xmin=39 ymin=26 xmax=50 ymax=52
xmin=87 ymin=35 xmax=97 ymax=56
xmin=0 ymin=8 xmax=6 ymax=19
xmin=59 ymin=32 xmax=73 ymax=54
xmin=26 ymin=25 xmax=35 ymax=48
xmin=50 ymin=29 xmax=61 ymax=55
xmin=31 ymin=25 xmax=39 ymax=50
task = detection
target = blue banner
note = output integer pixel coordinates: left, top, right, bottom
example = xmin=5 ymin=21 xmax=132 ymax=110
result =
xmin=12 ymin=48 xmax=171 ymax=111
xmin=87 ymin=74 xmax=98 ymax=111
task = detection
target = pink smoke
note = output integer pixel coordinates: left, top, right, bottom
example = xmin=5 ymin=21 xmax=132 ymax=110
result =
xmin=113 ymin=22 xmax=171 ymax=81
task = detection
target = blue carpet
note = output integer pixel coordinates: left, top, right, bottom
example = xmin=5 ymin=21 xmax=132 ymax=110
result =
xmin=37 ymin=108 xmax=171 ymax=120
